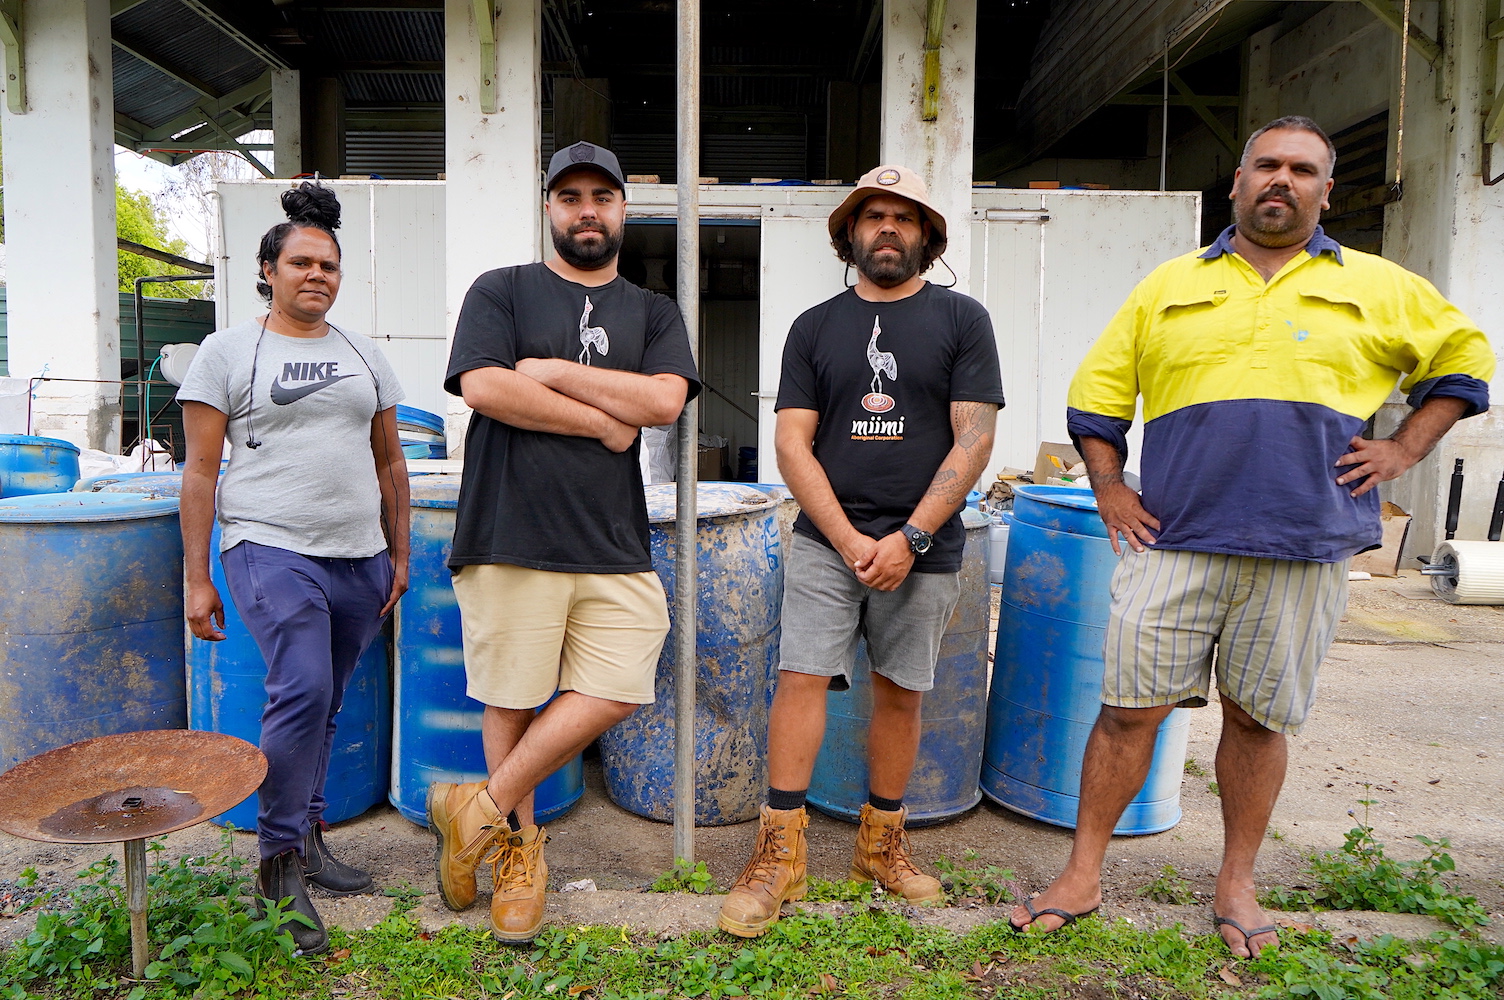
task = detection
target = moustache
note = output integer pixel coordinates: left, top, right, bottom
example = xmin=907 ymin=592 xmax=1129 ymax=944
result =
xmin=1257 ymin=190 xmax=1295 ymax=207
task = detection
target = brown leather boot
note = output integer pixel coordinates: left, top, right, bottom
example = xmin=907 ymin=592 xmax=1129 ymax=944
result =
xmin=428 ymin=780 xmax=507 ymax=911
xmin=717 ymin=805 xmax=809 ymax=938
xmin=850 ymin=803 xmax=944 ymax=905
xmin=485 ymin=824 xmax=549 ymax=942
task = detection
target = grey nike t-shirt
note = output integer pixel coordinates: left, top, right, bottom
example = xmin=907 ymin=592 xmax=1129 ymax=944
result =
xmin=176 ymin=318 xmax=405 ymax=558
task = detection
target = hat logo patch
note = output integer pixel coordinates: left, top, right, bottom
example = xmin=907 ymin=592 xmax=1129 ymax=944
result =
xmin=876 ymin=169 xmax=901 ymax=185
xmin=570 ymin=144 xmax=596 ymax=163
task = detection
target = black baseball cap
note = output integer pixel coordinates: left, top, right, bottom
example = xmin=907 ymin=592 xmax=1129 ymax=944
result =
xmin=546 ymin=141 xmax=627 ymax=194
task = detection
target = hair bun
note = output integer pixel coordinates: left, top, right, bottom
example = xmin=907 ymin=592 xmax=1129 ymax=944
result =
xmin=281 ymin=181 xmax=341 ymax=230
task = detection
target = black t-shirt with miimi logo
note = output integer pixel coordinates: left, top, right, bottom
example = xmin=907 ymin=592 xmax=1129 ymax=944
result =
xmin=775 ymin=282 xmax=1004 ymax=573
xmin=445 ymin=262 xmax=701 ymax=573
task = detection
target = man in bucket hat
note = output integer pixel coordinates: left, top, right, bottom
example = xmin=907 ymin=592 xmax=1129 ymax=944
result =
xmin=718 ymin=165 xmax=1005 ymax=937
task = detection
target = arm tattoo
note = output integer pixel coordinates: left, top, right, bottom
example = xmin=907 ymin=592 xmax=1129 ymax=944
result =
xmin=953 ymin=401 xmax=998 ymax=453
xmin=924 ymin=468 xmax=959 ymax=500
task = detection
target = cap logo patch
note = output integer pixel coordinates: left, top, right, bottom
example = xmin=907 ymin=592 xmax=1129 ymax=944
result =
xmin=570 ymin=144 xmax=596 ymax=163
xmin=876 ymin=168 xmax=901 ymax=185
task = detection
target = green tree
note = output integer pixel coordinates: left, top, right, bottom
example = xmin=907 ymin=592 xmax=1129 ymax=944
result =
xmin=116 ymin=182 xmax=195 ymax=298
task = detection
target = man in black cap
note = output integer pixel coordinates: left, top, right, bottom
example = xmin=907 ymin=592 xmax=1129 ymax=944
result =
xmin=430 ymin=141 xmax=701 ymax=942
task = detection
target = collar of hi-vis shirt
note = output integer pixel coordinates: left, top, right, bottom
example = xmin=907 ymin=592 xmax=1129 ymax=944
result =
xmin=1131 ymin=224 xmax=1421 ymax=427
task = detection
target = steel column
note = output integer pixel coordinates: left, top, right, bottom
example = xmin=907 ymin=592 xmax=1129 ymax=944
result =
xmin=672 ymin=0 xmax=701 ymax=866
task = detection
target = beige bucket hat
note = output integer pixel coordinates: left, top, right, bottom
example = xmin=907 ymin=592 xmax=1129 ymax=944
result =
xmin=827 ymin=164 xmax=948 ymax=240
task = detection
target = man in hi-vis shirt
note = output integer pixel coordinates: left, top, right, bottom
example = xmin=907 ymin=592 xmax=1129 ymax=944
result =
xmin=718 ymin=165 xmax=1004 ymax=938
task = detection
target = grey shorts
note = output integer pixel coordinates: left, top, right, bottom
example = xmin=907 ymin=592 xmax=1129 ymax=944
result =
xmin=779 ymin=532 xmax=962 ymax=692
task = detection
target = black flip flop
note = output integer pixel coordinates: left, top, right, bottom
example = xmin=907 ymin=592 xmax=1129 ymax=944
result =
xmin=1009 ymin=897 xmax=1099 ymax=933
xmin=1213 ymin=914 xmax=1279 ymax=957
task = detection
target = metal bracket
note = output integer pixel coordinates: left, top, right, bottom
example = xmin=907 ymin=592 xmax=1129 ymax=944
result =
xmin=474 ymin=0 xmax=498 ymax=114
xmin=0 ymin=0 xmax=24 ymax=115
xmin=921 ymin=0 xmax=946 ymax=122
xmin=1355 ymin=0 xmax=1442 ymax=65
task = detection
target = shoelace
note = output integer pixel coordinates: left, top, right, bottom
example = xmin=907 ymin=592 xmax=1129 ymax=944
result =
xmin=878 ymin=825 xmax=923 ymax=879
xmin=485 ymin=837 xmax=537 ymax=893
xmin=734 ymin=824 xmax=787 ymax=888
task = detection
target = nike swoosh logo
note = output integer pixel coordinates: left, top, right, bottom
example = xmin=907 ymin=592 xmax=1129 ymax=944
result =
xmin=270 ymin=374 xmax=357 ymax=405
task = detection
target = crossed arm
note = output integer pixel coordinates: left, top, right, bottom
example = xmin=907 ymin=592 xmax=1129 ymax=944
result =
xmin=459 ymin=357 xmax=689 ymax=453
xmin=777 ymin=400 xmax=998 ymax=592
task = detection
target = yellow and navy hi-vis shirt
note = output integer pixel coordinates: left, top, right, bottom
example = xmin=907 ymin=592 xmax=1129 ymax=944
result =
xmin=1067 ymin=225 xmax=1495 ymax=563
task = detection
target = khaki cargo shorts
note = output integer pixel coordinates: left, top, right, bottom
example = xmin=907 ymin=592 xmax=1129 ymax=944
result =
xmin=451 ymin=563 xmax=670 ymax=709
xmin=1102 ymin=547 xmax=1350 ymax=735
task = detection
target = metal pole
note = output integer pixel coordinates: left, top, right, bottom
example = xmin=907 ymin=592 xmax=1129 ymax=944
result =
xmin=672 ymin=0 xmax=701 ymax=866
xmin=123 ymin=837 xmax=148 ymax=978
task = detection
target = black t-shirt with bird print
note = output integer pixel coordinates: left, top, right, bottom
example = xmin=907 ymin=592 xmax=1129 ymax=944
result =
xmin=445 ymin=262 xmax=701 ymax=573
xmin=775 ymin=282 xmax=1004 ymax=573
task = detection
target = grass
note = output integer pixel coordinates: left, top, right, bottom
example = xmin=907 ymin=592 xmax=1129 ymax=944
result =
xmin=649 ymin=858 xmax=718 ymax=895
xmin=1184 ymin=757 xmax=1209 ymax=778
xmin=932 ymin=850 xmax=1015 ymax=906
xmin=1260 ymin=794 xmax=1490 ymax=930
xmin=5 ymin=822 xmax=1503 ymax=1000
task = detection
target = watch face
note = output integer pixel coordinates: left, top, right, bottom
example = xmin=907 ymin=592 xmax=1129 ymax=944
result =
xmin=906 ymin=527 xmax=933 ymax=555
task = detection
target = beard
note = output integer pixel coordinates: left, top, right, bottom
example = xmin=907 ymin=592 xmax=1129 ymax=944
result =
xmin=853 ymin=233 xmax=925 ymax=288
xmin=551 ymin=219 xmax=624 ymax=270
xmin=1233 ymin=183 xmax=1316 ymax=247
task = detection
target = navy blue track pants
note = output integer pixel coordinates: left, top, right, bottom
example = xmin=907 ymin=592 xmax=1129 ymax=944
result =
xmin=221 ymin=541 xmax=391 ymax=860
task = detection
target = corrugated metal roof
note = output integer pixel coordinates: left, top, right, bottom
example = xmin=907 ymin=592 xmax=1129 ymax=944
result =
xmin=343 ymin=73 xmax=444 ymax=105
xmin=314 ymin=10 xmax=444 ymax=63
xmin=113 ymin=0 xmax=270 ymax=129
xmin=346 ymin=131 xmax=445 ymax=180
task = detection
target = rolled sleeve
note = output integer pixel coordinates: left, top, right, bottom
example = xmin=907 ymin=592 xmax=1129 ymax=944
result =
xmin=1067 ymin=408 xmax=1133 ymax=462
xmin=1391 ymin=275 xmax=1495 ymax=419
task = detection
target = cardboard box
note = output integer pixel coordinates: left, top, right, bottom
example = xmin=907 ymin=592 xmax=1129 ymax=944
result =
xmin=1033 ymin=441 xmax=1083 ymax=481
xmin=697 ymin=445 xmax=727 ymax=482
xmin=1351 ymin=501 xmax=1412 ymax=577
xmin=1028 ymin=180 xmax=1062 ymax=189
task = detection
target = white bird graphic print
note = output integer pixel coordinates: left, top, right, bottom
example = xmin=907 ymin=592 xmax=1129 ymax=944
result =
xmin=867 ymin=316 xmax=896 ymax=395
xmin=577 ymin=296 xmax=609 ymax=364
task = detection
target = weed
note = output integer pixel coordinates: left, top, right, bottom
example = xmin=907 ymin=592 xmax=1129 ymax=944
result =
xmin=1263 ymin=793 xmax=1490 ymax=929
xmin=1207 ymin=780 xmax=1220 ymax=796
xmin=1183 ymin=757 xmax=1208 ymax=777
xmin=802 ymin=876 xmax=874 ymax=902
xmin=933 ymin=850 xmax=1015 ymax=905
xmin=650 ymin=857 xmax=719 ymax=894
xmin=1267 ymin=826 xmax=1286 ymax=842
xmin=0 ymin=833 xmax=308 ymax=999
xmin=1136 ymin=863 xmax=1195 ymax=905
xmin=382 ymin=880 xmax=425 ymax=914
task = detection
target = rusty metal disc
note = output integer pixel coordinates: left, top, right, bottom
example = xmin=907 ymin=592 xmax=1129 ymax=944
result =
xmin=0 ymin=731 xmax=266 ymax=844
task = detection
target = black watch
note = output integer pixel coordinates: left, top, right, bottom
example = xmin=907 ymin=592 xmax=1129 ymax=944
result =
xmin=901 ymin=523 xmax=933 ymax=556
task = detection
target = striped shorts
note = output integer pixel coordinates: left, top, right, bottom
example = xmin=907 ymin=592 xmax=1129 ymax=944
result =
xmin=1102 ymin=547 xmax=1350 ymax=735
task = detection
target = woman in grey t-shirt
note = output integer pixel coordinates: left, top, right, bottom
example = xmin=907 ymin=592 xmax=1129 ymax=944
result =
xmin=177 ymin=183 xmax=410 ymax=956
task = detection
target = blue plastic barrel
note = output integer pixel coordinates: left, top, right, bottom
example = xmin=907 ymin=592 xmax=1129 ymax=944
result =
xmin=807 ymin=508 xmax=991 ymax=825
xmin=982 ymin=485 xmax=1190 ymax=835
xmin=92 ymin=474 xmax=391 ymax=827
xmin=0 ymin=435 xmax=82 ymax=497
xmin=0 ymin=492 xmax=186 ymax=769
xmin=397 ymin=405 xmax=447 ymax=460
xmin=74 ymin=471 xmax=178 ymax=493
xmin=390 ymin=474 xmax=582 ymax=827
xmin=598 ymin=483 xmax=782 ymax=825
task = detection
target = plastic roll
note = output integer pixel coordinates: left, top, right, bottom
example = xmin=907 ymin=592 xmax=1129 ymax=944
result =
xmin=1429 ymin=540 xmax=1504 ymax=605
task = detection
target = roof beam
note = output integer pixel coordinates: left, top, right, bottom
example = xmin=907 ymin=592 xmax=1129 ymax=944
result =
xmin=1354 ymin=0 xmax=1441 ymax=65
xmin=132 ymin=72 xmax=272 ymax=142
xmin=195 ymin=103 xmax=274 ymax=176
xmin=110 ymin=1 xmax=152 ymax=16
xmin=112 ymin=37 xmax=221 ymax=101
xmin=117 ymin=239 xmax=214 ymax=274
xmin=178 ymin=0 xmax=290 ymax=70
xmin=1110 ymin=93 xmax=1239 ymax=106
xmin=1171 ymin=71 xmax=1237 ymax=155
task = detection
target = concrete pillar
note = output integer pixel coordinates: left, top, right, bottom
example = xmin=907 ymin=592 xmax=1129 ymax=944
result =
xmin=444 ymin=0 xmax=541 ymax=449
xmin=553 ymin=77 xmax=611 ymax=149
xmin=271 ymin=69 xmax=302 ymax=178
xmin=1375 ymin=0 xmax=1504 ymax=556
xmin=302 ymin=76 xmax=345 ymax=177
xmin=880 ymin=0 xmax=977 ymax=295
xmin=1 ymin=0 xmax=120 ymax=450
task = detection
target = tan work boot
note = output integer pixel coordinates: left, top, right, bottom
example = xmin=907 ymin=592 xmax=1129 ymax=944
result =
xmin=717 ymin=806 xmax=809 ymax=938
xmin=427 ymin=780 xmax=507 ymax=911
xmin=485 ymin=824 xmax=549 ymax=942
xmin=850 ymin=803 xmax=944 ymax=905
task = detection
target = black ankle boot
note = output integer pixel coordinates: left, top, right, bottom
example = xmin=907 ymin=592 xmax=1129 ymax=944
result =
xmin=258 ymin=849 xmax=329 ymax=955
xmin=302 ymin=821 xmax=375 ymax=895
